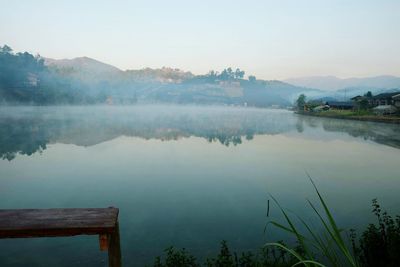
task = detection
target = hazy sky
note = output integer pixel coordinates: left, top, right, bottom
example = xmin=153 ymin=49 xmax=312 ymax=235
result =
xmin=1 ymin=0 xmax=399 ymax=80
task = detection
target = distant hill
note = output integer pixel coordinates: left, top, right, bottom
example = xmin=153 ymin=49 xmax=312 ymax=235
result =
xmin=0 ymin=46 xmax=328 ymax=106
xmin=41 ymin=56 xmax=319 ymax=106
xmin=45 ymin=57 xmax=195 ymax=84
xmin=44 ymin=57 xmax=124 ymax=83
xmin=45 ymin=57 xmax=122 ymax=73
xmin=285 ymin=75 xmax=400 ymax=91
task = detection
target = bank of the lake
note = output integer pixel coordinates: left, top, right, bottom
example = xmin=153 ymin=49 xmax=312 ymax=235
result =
xmin=296 ymin=110 xmax=400 ymax=124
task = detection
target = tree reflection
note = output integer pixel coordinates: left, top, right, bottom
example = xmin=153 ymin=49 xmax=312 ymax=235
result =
xmin=0 ymin=107 xmax=399 ymax=161
xmin=299 ymin=115 xmax=400 ymax=149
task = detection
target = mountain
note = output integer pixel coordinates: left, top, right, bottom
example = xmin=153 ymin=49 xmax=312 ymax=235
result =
xmin=44 ymin=56 xmax=124 ymax=83
xmin=45 ymin=57 xmax=196 ymax=84
xmin=42 ymin=56 xmax=319 ymax=106
xmin=285 ymin=75 xmax=400 ymax=91
xmin=0 ymin=46 xmax=319 ymax=106
xmin=44 ymin=57 xmax=122 ymax=74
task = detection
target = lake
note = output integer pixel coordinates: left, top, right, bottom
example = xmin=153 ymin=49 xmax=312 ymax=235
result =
xmin=0 ymin=105 xmax=399 ymax=266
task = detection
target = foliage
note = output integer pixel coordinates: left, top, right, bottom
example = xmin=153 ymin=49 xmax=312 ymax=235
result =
xmin=0 ymin=44 xmax=106 ymax=104
xmin=353 ymin=94 xmax=372 ymax=111
xmin=0 ymin=45 xmax=301 ymax=106
xmin=266 ymin=177 xmax=359 ymax=267
xmin=357 ymin=99 xmax=370 ymax=110
xmin=296 ymin=94 xmax=306 ymax=111
xmin=126 ymin=67 xmax=194 ymax=82
xmin=312 ymin=110 xmax=367 ymax=117
xmin=150 ymin=247 xmax=199 ymax=267
xmin=248 ymin=76 xmax=257 ymax=83
xmin=202 ymin=67 xmax=246 ymax=82
xmin=149 ymin=240 xmax=299 ymax=267
xmin=355 ymin=199 xmax=400 ymax=267
xmin=234 ymin=68 xmax=245 ymax=79
xmin=363 ymin=91 xmax=373 ymax=98
xmin=0 ymin=45 xmax=45 ymax=91
xmin=149 ymin=181 xmax=400 ymax=267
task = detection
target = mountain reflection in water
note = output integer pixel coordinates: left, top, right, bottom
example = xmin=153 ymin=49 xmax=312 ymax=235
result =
xmin=1 ymin=105 xmax=400 ymax=161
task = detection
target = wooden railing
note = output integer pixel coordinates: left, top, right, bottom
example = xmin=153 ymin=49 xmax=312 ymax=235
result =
xmin=0 ymin=207 xmax=122 ymax=267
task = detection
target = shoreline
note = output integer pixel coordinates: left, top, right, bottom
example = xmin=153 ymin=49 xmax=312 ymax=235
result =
xmin=295 ymin=111 xmax=400 ymax=124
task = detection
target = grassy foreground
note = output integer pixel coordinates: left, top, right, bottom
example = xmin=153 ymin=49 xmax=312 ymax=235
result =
xmin=148 ymin=179 xmax=400 ymax=267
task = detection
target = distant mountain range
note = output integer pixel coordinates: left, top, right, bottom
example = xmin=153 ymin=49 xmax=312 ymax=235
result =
xmin=285 ymin=75 xmax=400 ymax=91
xmin=42 ymin=56 xmax=318 ymax=106
xmin=1 ymin=44 xmax=399 ymax=106
xmin=45 ymin=57 xmax=400 ymax=106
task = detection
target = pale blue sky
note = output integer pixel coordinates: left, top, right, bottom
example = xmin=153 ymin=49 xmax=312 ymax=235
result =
xmin=1 ymin=0 xmax=399 ymax=79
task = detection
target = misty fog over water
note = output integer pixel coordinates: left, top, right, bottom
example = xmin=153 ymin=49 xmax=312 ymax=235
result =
xmin=0 ymin=105 xmax=400 ymax=266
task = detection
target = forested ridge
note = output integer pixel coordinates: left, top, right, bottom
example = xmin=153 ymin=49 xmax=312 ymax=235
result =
xmin=0 ymin=45 xmax=315 ymax=106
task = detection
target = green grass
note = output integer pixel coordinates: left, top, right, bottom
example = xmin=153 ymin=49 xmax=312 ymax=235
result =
xmin=266 ymin=176 xmax=359 ymax=267
xmin=313 ymin=109 xmax=372 ymax=117
xmin=149 ymin=178 xmax=400 ymax=267
xmin=300 ymin=109 xmax=400 ymax=123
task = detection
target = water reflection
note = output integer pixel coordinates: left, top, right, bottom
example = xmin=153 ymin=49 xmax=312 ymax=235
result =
xmin=297 ymin=115 xmax=400 ymax=148
xmin=1 ymin=105 xmax=399 ymax=160
xmin=1 ymin=106 xmax=400 ymax=267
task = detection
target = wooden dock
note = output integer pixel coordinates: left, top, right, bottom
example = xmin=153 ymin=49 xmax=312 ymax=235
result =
xmin=0 ymin=207 xmax=122 ymax=267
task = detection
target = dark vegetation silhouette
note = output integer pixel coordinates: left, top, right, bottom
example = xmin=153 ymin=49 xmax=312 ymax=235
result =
xmin=149 ymin=241 xmax=300 ymax=267
xmin=355 ymin=199 xmax=400 ymax=267
xmin=148 ymin=198 xmax=399 ymax=267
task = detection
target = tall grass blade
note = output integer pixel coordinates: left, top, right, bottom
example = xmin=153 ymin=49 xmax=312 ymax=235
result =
xmin=292 ymin=260 xmax=327 ymax=267
xmin=306 ymin=175 xmax=358 ymax=267
xmin=296 ymin=215 xmax=340 ymax=266
xmin=269 ymin=194 xmax=315 ymax=261
xmin=264 ymin=242 xmax=304 ymax=263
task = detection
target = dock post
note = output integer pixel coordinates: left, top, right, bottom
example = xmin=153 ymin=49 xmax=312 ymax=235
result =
xmin=108 ymin=220 xmax=122 ymax=267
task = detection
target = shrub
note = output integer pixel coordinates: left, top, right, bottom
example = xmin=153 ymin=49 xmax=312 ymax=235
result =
xmin=355 ymin=199 xmax=400 ymax=267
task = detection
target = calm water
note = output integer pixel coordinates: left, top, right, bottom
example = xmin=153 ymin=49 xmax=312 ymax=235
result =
xmin=0 ymin=105 xmax=400 ymax=266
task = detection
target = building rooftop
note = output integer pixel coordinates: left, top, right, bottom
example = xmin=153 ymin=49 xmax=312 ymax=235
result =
xmin=372 ymin=92 xmax=400 ymax=99
xmin=327 ymin=101 xmax=354 ymax=107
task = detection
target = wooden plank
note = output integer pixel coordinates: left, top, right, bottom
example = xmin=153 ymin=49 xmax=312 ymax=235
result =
xmin=108 ymin=221 xmax=122 ymax=267
xmin=0 ymin=208 xmax=119 ymax=238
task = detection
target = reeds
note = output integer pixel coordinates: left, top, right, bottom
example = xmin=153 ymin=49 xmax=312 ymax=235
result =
xmin=265 ymin=176 xmax=359 ymax=267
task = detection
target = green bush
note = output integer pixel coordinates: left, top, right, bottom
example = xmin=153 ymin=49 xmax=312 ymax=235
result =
xmin=355 ymin=199 xmax=400 ymax=267
xmin=148 ymin=240 xmax=300 ymax=267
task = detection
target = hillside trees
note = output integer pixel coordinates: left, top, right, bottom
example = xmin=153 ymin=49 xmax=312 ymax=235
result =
xmin=0 ymin=45 xmax=104 ymax=104
xmin=296 ymin=94 xmax=306 ymax=111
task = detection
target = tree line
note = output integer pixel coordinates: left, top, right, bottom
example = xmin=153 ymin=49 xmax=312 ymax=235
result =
xmin=0 ymin=45 xmax=106 ymax=104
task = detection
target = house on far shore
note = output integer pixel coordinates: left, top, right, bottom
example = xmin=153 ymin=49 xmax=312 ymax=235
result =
xmin=371 ymin=92 xmax=399 ymax=106
xmin=351 ymin=91 xmax=400 ymax=110
xmin=393 ymin=94 xmax=400 ymax=108
xmin=369 ymin=92 xmax=400 ymax=115
xmin=373 ymin=105 xmax=398 ymax=115
xmin=326 ymin=101 xmax=354 ymax=110
xmin=350 ymin=95 xmax=363 ymax=101
xmin=350 ymin=95 xmax=370 ymax=104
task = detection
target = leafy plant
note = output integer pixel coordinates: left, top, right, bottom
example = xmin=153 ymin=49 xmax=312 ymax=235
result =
xmin=355 ymin=199 xmax=400 ymax=267
xmin=149 ymin=240 xmax=298 ymax=267
xmin=149 ymin=247 xmax=199 ymax=267
xmin=149 ymin=181 xmax=399 ymax=267
xmin=265 ymin=177 xmax=359 ymax=267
